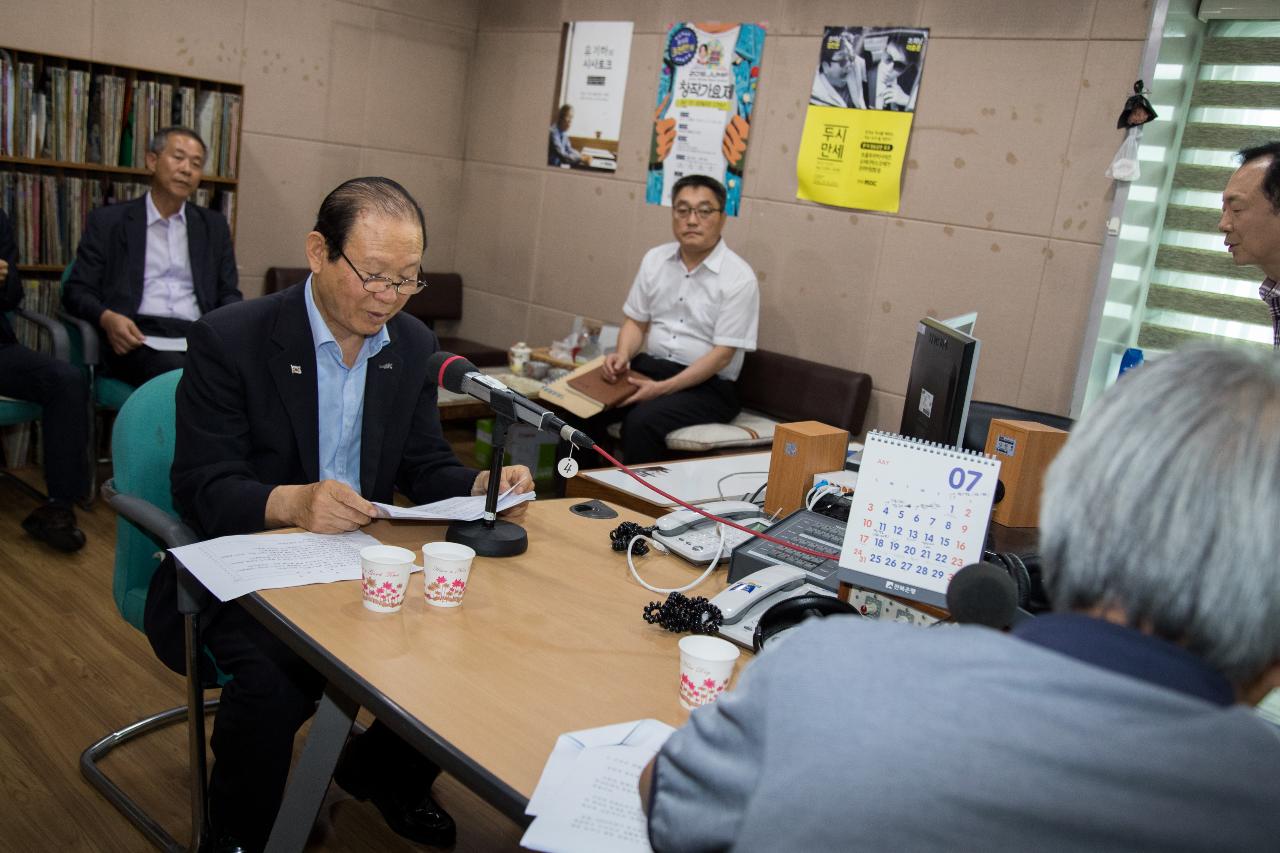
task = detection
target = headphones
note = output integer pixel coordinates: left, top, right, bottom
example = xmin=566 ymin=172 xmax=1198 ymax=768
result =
xmin=752 ymin=594 xmax=860 ymax=652
xmin=981 ymin=550 xmax=1050 ymax=613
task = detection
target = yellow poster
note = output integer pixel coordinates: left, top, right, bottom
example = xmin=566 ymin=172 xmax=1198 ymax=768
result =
xmin=795 ymin=26 xmax=929 ymax=213
xmin=796 ymin=107 xmax=913 ymax=212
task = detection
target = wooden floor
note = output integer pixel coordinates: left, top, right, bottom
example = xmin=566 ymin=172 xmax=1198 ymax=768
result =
xmin=0 ymin=460 xmax=523 ymax=852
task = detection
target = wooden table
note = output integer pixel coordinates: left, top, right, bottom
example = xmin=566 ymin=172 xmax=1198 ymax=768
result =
xmin=239 ymin=499 xmax=731 ymax=852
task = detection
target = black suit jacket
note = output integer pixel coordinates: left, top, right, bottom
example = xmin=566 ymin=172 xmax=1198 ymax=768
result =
xmin=62 ymin=195 xmax=241 ymax=324
xmin=171 ymin=282 xmax=477 ymax=539
xmin=0 ymin=209 xmax=20 ymax=346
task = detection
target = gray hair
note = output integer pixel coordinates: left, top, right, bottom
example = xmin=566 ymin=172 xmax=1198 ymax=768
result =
xmin=148 ymin=126 xmax=207 ymax=157
xmin=1039 ymin=345 xmax=1280 ymax=686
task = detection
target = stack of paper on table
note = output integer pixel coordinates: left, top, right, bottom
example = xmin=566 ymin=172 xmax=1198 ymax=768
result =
xmin=521 ymin=719 xmax=675 ymax=853
xmin=169 ymin=488 xmax=535 ymax=601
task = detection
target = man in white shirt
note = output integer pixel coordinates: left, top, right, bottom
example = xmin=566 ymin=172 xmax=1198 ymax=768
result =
xmin=63 ymin=126 xmax=241 ymax=386
xmin=599 ymin=175 xmax=759 ymax=463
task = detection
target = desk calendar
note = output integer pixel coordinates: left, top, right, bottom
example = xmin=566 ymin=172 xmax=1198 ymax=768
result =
xmin=838 ymin=431 xmax=1000 ymax=609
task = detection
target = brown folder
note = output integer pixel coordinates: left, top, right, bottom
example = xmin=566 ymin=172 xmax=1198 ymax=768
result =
xmin=567 ymin=364 xmax=641 ymax=409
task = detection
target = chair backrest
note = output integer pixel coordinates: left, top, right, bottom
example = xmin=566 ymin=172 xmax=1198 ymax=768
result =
xmin=737 ymin=349 xmax=872 ymax=435
xmin=263 ymin=267 xmax=464 ymax=326
xmin=961 ymin=400 xmax=1074 ymax=452
xmin=110 ymin=369 xmax=184 ymax=629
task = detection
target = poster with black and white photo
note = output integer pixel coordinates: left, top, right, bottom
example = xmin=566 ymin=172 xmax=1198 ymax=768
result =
xmin=798 ymin=26 xmax=929 ymax=212
xmin=548 ymin=21 xmax=634 ymax=173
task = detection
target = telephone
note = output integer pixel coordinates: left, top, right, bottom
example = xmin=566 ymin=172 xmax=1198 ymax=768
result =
xmin=651 ymin=500 xmax=774 ymax=564
xmin=709 ymin=564 xmax=808 ymax=625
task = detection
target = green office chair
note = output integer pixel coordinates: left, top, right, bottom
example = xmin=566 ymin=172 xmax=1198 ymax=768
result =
xmin=80 ymin=369 xmax=222 ymax=851
xmin=60 ymin=261 xmax=137 ymax=500
xmin=0 ymin=307 xmax=74 ymax=503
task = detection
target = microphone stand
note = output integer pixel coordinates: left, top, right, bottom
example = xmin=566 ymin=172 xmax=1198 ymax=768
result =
xmin=447 ymin=388 xmax=529 ymax=557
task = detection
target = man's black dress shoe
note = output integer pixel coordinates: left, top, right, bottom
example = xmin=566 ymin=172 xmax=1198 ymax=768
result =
xmin=21 ymin=502 xmax=86 ymax=552
xmin=334 ymin=735 xmax=457 ymax=848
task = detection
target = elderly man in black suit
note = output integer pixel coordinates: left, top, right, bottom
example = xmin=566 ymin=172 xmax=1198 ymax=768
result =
xmin=145 ymin=176 xmax=531 ymax=853
xmin=62 ymin=126 xmax=241 ymax=386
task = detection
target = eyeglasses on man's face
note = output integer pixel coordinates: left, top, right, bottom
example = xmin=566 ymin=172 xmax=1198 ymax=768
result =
xmin=340 ymin=250 xmax=428 ymax=295
xmin=672 ymin=204 xmax=722 ymax=221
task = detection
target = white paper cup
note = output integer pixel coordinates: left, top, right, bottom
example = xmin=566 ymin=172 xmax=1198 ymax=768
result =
xmin=422 ymin=541 xmax=476 ymax=608
xmin=677 ymin=635 xmax=740 ymax=710
xmin=360 ymin=545 xmax=415 ymax=612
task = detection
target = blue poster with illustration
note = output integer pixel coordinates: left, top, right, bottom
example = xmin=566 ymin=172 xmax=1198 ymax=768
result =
xmin=646 ymin=22 xmax=766 ymax=216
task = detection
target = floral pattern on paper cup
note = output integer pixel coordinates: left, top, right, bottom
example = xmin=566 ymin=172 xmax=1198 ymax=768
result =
xmin=362 ymin=576 xmax=407 ymax=611
xmin=679 ymin=672 xmax=730 ymax=708
xmin=359 ymin=545 xmax=415 ymax=613
xmin=422 ymin=541 xmax=476 ymax=608
xmin=677 ymin=635 xmax=740 ymax=710
xmin=425 ymin=575 xmax=467 ymax=606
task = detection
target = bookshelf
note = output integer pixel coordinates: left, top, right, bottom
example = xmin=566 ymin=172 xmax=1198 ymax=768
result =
xmin=0 ymin=45 xmax=244 ymax=277
xmin=0 ymin=46 xmax=243 ymax=470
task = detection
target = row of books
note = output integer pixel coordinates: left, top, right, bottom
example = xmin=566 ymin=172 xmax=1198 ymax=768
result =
xmin=0 ymin=171 xmax=237 ymax=266
xmin=0 ymin=51 xmax=242 ymax=178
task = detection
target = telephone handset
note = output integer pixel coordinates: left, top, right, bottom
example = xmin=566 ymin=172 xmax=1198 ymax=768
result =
xmin=708 ymin=565 xmax=807 ymax=624
xmin=652 ymin=500 xmax=773 ymax=564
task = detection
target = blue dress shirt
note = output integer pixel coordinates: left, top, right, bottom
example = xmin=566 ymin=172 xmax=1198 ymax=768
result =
xmin=304 ymin=277 xmax=390 ymax=492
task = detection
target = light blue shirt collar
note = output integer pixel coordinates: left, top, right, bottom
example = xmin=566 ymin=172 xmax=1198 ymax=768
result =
xmin=304 ymin=276 xmax=391 ymax=491
xmin=304 ymin=275 xmax=391 ymax=359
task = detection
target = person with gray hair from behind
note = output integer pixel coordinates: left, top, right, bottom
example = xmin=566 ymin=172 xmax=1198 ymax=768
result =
xmin=641 ymin=345 xmax=1280 ymax=852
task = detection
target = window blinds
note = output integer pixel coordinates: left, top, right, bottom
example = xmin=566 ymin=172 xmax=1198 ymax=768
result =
xmin=1139 ymin=24 xmax=1280 ymax=352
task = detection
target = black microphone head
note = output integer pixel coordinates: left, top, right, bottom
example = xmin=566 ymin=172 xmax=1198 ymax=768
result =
xmin=946 ymin=562 xmax=1019 ymax=630
xmin=426 ymin=351 xmax=478 ymax=393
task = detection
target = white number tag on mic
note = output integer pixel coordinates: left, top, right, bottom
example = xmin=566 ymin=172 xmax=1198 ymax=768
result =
xmin=557 ymin=457 xmax=580 ymax=479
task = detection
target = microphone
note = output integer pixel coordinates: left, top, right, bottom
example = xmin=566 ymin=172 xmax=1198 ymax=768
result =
xmin=945 ymin=562 xmax=1025 ymax=630
xmin=426 ymin=351 xmax=596 ymax=450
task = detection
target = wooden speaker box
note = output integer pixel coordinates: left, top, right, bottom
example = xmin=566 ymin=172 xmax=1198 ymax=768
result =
xmin=764 ymin=421 xmax=850 ymax=517
xmin=984 ymin=419 xmax=1069 ymax=528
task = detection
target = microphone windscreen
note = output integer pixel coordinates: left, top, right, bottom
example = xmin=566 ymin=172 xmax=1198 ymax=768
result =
xmin=946 ymin=562 xmax=1019 ymax=630
xmin=425 ymin=351 xmax=478 ymax=393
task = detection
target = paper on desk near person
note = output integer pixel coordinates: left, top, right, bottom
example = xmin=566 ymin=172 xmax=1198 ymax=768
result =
xmin=373 ymin=483 xmax=535 ymax=521
xmin=521 ymin=719 xmax=675 ymax=853
xmin=169 ymin=530 xmax=382 ymax=601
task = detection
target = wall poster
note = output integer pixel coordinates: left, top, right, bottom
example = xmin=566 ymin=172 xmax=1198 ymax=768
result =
xmin=796 ymin=26 xmax=929 ymax=213
xmin=548 ymin=21 xmax=634 ymax=173
xmin=645 ymin=22 xmax=766 ymax=216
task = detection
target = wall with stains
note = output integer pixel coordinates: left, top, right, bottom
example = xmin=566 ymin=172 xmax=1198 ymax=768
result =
xmin=452 ymin=0 xmax=1153 ymax=426
xmin=10 ymin=0 xmax=1151 ymax=426
xmin=8 ymin=0 xmax=482 ymax=299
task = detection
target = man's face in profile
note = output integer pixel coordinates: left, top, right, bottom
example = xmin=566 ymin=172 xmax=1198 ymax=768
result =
xmin=558 ymin=108 xmax=573 ymax=132
xmin=1220 ymin=156 xmax=1280 ymax=275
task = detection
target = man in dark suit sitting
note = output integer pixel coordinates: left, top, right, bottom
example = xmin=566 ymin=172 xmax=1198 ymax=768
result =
xmin=145 ymin=176 xmax=531 ymax=852
xmin=0 ymin=208 xmax=89 ymax=550
xmin=62 ymin=126 xmax=242 ymax=386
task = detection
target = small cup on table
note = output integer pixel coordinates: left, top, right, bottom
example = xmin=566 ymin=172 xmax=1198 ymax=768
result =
xmin=422 ymin=541 xmax=477 ymax=608
xmin=677 ymin=635 xmax=740 ymax=710
xmin=360 ymin=545 xmax=416 ymax=613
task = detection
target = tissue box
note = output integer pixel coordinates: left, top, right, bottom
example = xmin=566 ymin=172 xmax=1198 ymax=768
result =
xmin=475 ymin=418 xmax=560 ymax=482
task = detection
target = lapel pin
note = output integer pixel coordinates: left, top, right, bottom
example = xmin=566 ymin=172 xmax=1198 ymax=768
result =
xmin=379 ymin=363 xmax=393 ymax=370
xmin=290 ymin=364 xmax=302 ymax=374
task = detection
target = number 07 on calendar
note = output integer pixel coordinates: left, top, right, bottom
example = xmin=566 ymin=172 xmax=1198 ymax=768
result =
xmin=838 ymin=431 xmax=1001 ymax=609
